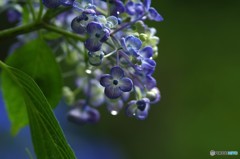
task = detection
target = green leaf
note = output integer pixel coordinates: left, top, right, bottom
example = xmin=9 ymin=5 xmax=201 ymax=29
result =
xmin=0 ymin=61 xmax=76 ymax=159
xmin=3 ymin=38 xmax=62 ymax=135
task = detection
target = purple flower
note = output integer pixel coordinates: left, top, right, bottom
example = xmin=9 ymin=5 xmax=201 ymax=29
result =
xmin=125 ymin=1 xmax=144 ymax=16
xmin=7 ymin=9 xmax=21 ymax=23
xmin=126 ymin=98 xmax=150 ymax=120
xmin=42 ymin=0 xmax=60 ymax=8
xmin=109 ymin=0 xmax=125 ymax=16
xmin=138 ymin=46 xmax=153 ymax=59
xmin=106 ymin=99 xmax=123 ymax=115
xmin=99 ymin=0 xmax=124 ymax=16
xmin=134 ymin=67 xmax=157 ymax=90
xmin=84 ymin=22 xmax=110 ymax=52
xmin=67 ymin=100 xmax=100 ymax=124
xmin=100 ymin=66 xmax=133 ymax=99
xmin=125 ymin=0 xmax=163 ymax=21
xmin=71 ymin=9 xmax=96 ymax=34
xmin=88 ymin=51 xmax=104 ymax=66
xmin=148 ymin=8 xmax=163 ymax=22
xmin=60 ymin=0 xmax=75 ymax=6
xmin=137 ymin=46 xmax=156 ymax=74
xmin=121 ymin=35 xmax=142 ymax=57
xmin=146 ymin=87 xmax=161 ymax=104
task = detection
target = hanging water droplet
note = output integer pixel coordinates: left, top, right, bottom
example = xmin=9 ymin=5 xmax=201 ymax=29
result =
xmin=111 ymin=110 xmax=118 ymax=116
xmin=85 ymin=69 xmax=92 ymax=74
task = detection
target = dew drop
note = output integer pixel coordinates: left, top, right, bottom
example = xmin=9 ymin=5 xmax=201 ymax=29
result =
xmin=111 ymin=110 xmax=118 ymax=116
xmin=85 ymin=69 xmax=92 ymax=74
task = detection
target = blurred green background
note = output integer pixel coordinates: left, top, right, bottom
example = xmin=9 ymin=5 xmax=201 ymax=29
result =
xmin=1 ymin=0 xmax=240 ymax=159
xmin=84 ymin=1 xmax=240 ymax=159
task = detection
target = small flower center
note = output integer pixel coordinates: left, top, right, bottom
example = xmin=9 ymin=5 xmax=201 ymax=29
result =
xmin=84 ymin=16 xmax=89 ymax=21
xmin=95 ymin=33 xmax=101 ymax=38
xmin=137 ymin=100 xmax=146 ymax=111
xmin=113 ymin=80 xmax=118 ymax=85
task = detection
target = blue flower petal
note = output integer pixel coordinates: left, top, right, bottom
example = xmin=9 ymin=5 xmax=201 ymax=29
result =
xmin=67 ymin=105 xmax=100 ymax=124
xmin=42 ymin=0 xmax=60 ymax=8
xmin=119 ymin=77 xmax=133 ymax=92
xmin=100 ymin=28 xmax=110 ymax=42
xmin=139 ymin=46 xmax=153 ymax=58
xmin=126 ymin=100 xmax=137 ymax=117
xmin=144 ymin=0 xmax=151 ymax=11
xmin=125 ymin=36 xmax=142 ymax=52
xmin=110 ymin=0 xmax=125 ymax=16
xmin=125 ymin=1 xmax=136 ymax=15
xmin=107 ymin=99 xmax=123 ymax=115
xmin=84 ymin=38 xmax=102 ymax=52
xmin=71 ymin=16 xmax=86 ymax=34
xmin=147 ymin=87 xmax=161 ymax=104
xmin=135 ymin=3 xmax=144 ymax=15
xmin=141 ymin=58 xmax=156 ymax=75
xmin=148 ymin=7 xmax=164 ymax=22
xmin=100 ymin=74 xmax=113 ymax=87
xmin=146 ymin=75 xmax=156 ymax=90
xmin=135 ymin=104 xmax=150 ymax=120
xmin=104 ymin=86 xmax=122 ymax=99
xmin=86 ymin=22 xmax=102 ymax=34
xmin=120 ymin=37 xmax=128 ymax=52
xmin=110 ymin=66 xmax=124 ymax=79
xmin=134 ymin=98 xmax=150 ymax=120
xmin=60 ymin=0 xmax=75 ymax=6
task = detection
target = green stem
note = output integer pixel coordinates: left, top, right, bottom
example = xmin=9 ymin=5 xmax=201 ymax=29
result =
xmin=0 ymin=21 xmax=86 ymax=42
xmin=27 ymin=0 xmax=36 ymax=20
xmin=42 ymin=23 xmax=86 ymax=41
xmin=111 ymin=12 xmax=148 ymax=35
xmin=0 ymin=22 xmax=41 ymax=40
xmin=37 ymin=0 xmax=44 ymax=21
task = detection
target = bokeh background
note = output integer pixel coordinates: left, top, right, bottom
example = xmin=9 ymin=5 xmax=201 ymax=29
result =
xmin=1 ymin=0 xmax=240 ymax=159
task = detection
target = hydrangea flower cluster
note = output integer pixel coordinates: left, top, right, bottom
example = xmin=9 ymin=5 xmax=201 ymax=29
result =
xmin=43 ymin=0 xmax=163 ymax=123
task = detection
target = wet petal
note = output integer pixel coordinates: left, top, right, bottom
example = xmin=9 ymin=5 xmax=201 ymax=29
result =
xmin=86 ymin=22 xmax=102 ymax=33
xmin=71 ymin=16 xmax=86 ymax=34
xmin=119 ymin=77 xmax=133 ymax=92
xmin=148 ymin=7 xmax=164 ymax=22
xmin=84 ymin=38 xmax=102 ymax=52
xmin=110 ymin=0 xmax=125 ymax=16
xmin=88 ymin=51 xmax=104 ymax=66
xmin=100 ymin=74 xmax=113 ymax=87
xmin=110 ymin=66 xmax=124 ymax=79
xmin=126 ymin=100 xmax=137 ymax=117
xmin=104 ymin=86 xmax=122 ymax=99
xmin=106 ymin=16 xmax=118 ymax=28
xmin=107 ymin=99 xmax=123 ymax=115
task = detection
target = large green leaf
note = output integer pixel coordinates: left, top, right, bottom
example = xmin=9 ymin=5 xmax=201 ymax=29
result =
xmin=0 ymin=61 xmax=76 ymax=159
xmin=3 ymin=38 xmax=62 ymax=135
